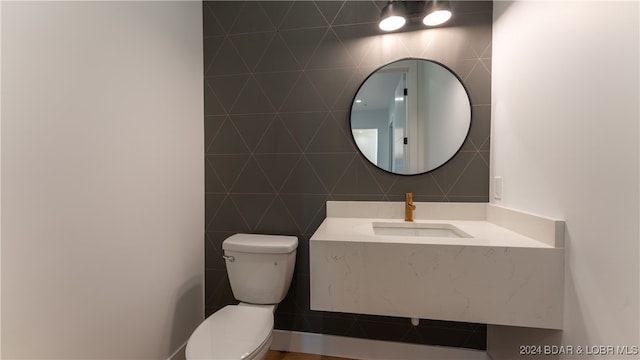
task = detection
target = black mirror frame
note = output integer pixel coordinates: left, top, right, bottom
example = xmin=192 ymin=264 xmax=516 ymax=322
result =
xmin=349 ymin=57 xmax=473 ymax=176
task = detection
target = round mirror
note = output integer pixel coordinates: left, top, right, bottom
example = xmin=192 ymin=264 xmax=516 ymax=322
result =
xmin=350 ymin=58 xmax=471 ymax=175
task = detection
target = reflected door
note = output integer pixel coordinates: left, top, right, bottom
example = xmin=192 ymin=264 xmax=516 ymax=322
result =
xmin=391 ymin=72 xmax=407 ymax=173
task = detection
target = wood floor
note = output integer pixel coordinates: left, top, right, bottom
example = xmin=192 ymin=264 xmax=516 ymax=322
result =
xmin=265 ymin=350 xmax=355 ymax=360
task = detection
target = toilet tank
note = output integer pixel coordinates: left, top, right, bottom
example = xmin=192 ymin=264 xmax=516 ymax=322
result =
xmin=222 ymin=233 xmax=298 ymax=304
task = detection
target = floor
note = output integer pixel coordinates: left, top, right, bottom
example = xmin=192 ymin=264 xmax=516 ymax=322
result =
xmin=266 ymin=350 xmax=354 ymax=360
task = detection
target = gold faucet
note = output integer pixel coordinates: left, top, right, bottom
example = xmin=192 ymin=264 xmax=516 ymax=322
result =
xmin=405 ymin=192 xmax=416 ymax=222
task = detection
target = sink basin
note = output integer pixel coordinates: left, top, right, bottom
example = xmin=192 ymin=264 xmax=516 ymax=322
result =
xmin=372 ymin=221 xmax=472 ymax=238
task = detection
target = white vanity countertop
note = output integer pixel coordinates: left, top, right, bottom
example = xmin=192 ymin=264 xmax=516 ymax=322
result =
xmin=310 ymin=201 xmax=565 ymax=329
xmin=312 ymin=201 xmax=565 ymax=249
xmin=312 ymin=217 xmax=554 ymax=248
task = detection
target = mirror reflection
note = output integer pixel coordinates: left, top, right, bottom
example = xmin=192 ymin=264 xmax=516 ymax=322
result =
xmin=350 ymin=58 xmax=471 ymax=175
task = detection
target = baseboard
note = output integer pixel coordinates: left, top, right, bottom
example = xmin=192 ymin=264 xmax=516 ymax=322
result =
xmin=167 ymin=342 xmax=186 ymax=360
xmin=271 ymin=330 xmax=489 ymax=360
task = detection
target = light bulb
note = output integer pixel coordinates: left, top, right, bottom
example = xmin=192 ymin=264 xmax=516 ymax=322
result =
xmin=423 ymin=9 xmax=452 ymax=26
xmin=379 ymin=15 xmax=406 ymax=32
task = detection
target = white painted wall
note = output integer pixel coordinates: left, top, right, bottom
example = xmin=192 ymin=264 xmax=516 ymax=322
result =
xmin=1 ymin=2 xmax=203 ymax=359
xmin=0 ymin=0 xmax=3 ymax=356
xmin=352 ymin=109 xmax=390 ymax=168
xmin=419 ymin=61 xmax=470 ymax=171
xmin=490 ymin=1 xmax=639 ymax=359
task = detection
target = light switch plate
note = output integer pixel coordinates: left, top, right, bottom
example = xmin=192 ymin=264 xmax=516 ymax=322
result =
xmin=493 ymin=176 xmax=503 ymax=200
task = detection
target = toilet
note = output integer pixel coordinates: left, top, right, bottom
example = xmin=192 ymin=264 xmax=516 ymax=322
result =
xmin=186 ymin=233 xmax=298 ymax=360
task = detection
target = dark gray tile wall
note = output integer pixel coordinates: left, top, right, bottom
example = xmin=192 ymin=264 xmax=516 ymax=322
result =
xmin=204 ymin=0 xmax=492 ymax=351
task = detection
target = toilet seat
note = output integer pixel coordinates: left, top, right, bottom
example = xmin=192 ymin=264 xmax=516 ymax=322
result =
xmin=185 ymin=305 xmax=273 ymax=359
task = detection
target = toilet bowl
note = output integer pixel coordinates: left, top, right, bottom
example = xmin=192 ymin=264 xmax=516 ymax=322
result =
xmin=185 ymin=305 xmax=273 ymax=360
xmin=185 ymin=234 xmax=298 ymax=360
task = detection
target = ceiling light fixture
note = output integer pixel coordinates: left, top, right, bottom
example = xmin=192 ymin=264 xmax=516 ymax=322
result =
xmin=378 ymin=0 xmax=453 ymax=32
xmin=379 ymin=1 xmax=407 ymax=32
xmin=423 ymin=10 xmax=452 ymax=26
xmin=423 ymin=0 xmax=452 ymax=26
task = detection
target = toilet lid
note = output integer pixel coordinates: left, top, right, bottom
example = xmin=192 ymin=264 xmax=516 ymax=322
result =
xmin=186 ymin=305 xmax=273 ymax=360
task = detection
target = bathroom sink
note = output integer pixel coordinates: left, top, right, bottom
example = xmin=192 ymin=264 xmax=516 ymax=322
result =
xmin=311 ymin=201 xmax=566 ymax=329
xmin=372 ymin=221 xmax=472 ymax=238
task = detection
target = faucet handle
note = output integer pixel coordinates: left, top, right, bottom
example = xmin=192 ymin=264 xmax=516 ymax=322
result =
xmin=404 ymin=192 xmax=416 ymax=222
xmin=405 ymin=192 xmax=414 ymax=204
